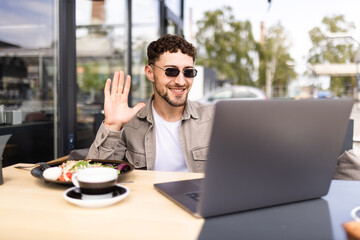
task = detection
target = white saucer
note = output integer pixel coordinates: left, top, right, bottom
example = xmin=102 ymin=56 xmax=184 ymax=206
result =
xmin=63 ymin=184 xmax=129 ymax=208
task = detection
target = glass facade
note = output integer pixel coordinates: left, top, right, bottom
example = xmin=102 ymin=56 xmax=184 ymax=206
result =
xmin=75 ymin=0 xmax=180 ymax=148
xmin=165 ymin=0 xmax=181 ymax=17
xmin=0 ymin=0 xmax=57 ymax=166
xmin=132 ymin=0 xmax=160 ymax=105
xmin=0 ymin=0 xmax=184 ymax=166
xmin=75 ymin=0 xmax=127 ymax=148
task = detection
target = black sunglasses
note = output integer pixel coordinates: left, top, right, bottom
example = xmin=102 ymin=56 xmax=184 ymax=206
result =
xmin=151 ymin=64 xmax=197 ymax=78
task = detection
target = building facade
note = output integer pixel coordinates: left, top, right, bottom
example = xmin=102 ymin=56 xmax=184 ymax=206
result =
xmin=0 ymin=0 xmax=184 ymax=166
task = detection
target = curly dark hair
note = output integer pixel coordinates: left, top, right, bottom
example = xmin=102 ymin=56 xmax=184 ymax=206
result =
xmin=147 ymin=34 xmax=196 ymax=65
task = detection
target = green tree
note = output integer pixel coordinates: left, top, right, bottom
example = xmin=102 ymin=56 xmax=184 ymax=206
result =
xmin=77 ymin=62 xmax=107 ymax=103
xmin=258 ymin=22 xmax=297 ymax=97
xmin=195 ymin=6 xmax=257 ymax=85
xmin=307 ymin=14 xmax=356 ymax=96
xmin=195 ymin=7 xmax=296 ymax=97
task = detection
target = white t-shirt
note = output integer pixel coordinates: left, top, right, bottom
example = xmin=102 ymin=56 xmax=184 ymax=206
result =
xmin=152 ymin=103 xmax=188 ymax=172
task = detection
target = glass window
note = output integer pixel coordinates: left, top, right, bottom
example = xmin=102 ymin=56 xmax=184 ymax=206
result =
xmin=165 ymin=0 xmax=181 ymax=17
xmin=132 ymin=0 xmax=160 ymax=105
xmin=0 ymin=0 xmax=57 ymax=166
xmin=167 ymin=20 xmax=177 ymax=35
xmin=75 ymin=0 xmax=127 ymax=148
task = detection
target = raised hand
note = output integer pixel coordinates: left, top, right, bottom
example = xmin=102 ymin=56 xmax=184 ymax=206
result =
xmin=103 ymin=71 xmax=146 ymax=131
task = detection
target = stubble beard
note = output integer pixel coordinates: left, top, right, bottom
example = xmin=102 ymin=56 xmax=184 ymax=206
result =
xmin=153 ymin=75 xmax=188 ymax=107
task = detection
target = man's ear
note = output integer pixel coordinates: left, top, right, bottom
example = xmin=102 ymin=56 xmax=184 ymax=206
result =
xmin=145 ymin=65 xmax=155 ymax=83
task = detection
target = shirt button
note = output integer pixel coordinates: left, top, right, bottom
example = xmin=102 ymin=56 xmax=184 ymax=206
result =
xmin=135 ymin=161 xmax=139 ymax=165
xmin=101 ymin=134 xmax=104 ymax=138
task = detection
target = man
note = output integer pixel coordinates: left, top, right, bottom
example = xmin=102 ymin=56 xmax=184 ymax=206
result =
xmin=86 ymin=34 xmax=214 ymax=173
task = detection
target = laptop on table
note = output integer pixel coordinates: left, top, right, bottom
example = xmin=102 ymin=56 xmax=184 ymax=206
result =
xmin=154 ymin=99 xmax=353 ymax=218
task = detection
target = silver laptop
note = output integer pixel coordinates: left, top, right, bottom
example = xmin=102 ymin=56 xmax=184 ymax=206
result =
xmin=154 ymin=99 xmax=353 ymax=218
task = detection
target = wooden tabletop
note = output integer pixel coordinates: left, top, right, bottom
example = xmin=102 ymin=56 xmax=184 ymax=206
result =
xmin=0 ymin=164 xmax=205 ymax=240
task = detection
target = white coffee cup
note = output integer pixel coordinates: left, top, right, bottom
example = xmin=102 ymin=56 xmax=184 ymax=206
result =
xmin=72 ymin=167 xmax=118 ymax=196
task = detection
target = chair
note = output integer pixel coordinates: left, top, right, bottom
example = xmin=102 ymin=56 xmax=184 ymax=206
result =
xmin=94 ymin=113 xmax=104 ymax=135
xmin=25 ymin=112 xmax=47 ymax=122
xmin=340 ymin=119 xmax=354 ymax=155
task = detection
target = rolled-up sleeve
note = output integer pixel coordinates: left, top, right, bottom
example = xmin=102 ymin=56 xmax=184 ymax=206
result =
xmin=86 ymin=122 xmax=126 ymax=160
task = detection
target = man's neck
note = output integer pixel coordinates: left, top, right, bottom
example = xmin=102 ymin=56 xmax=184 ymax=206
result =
xmin=152 ymin=97 xmax=185 ymax=122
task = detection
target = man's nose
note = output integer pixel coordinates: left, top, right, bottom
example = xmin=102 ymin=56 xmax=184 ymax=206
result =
xmin=174 ymin=72 xmax=186 ymax=85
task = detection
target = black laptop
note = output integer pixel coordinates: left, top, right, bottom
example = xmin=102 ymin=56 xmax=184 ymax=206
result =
xmin=154 ymin=99 xmax=353 ymax=218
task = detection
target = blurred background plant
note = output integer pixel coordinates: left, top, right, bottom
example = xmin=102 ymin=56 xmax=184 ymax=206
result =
xmin=195 ymin=6 xmax=297 ymax=98
xmin=195 ymin=6 xmax=257 ymax=86
xmin=307 ymin=14 xmax=357 ymax=97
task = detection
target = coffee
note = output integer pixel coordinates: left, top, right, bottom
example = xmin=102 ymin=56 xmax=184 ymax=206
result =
xmin=72 ymin=167 xmax=118 ymax=195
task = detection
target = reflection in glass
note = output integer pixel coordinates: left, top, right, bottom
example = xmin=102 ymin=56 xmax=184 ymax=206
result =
xmin=132 ymin=0 xmax=160 ymax=105
xmin=198 ymin=199 xmax=334 ymax=240
xmin=165 ymin=0 xmax=181 ymax=17
xmin=75 ymin=0 xmax=126 ymax=148
xmin=0 ymin=0 xmax=56 ymax=166
xmin=167 ymin=20 xmax=177 ymax=35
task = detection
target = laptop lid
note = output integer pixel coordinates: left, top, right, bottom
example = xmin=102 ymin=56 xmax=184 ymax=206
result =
xmin=198 ymin=99 xmax=353 ymax=217
xmin=154 ymin=99 xmax=353 ymax=218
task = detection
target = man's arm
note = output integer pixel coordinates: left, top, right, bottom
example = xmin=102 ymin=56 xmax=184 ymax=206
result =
xmin=86 ymin=122 xmax=126 ymax=160
xmin=86 ymin=71 xmax=145 ymax=160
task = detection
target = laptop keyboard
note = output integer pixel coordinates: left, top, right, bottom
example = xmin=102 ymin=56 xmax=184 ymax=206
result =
xmin=185 ymin=191 xmax=201 ymax=201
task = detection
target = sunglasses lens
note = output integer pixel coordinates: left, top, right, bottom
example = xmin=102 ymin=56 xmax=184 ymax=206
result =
xmin=161 ymin=66 xmax=197 ymax=78
xmin=184 ymin=69 xmax=197 ymax=78
xmin=165 ymin=68 xmax=180 ymax=77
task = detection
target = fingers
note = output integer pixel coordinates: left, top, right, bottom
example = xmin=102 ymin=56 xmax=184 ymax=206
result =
xmin=118 ymin=71 xmax=125 ymax=94
xmin=104 ymin=78 xmax=111 ymax=96
xmin=111 ymin=71 xmax=120 ymax=95
xmin=132 ymin=102 xmax=146 ymax=114
xmin=110 ymin=71 xmax=128 ymax=95
xmin=123 ymin=75 xmax=131 ymax=97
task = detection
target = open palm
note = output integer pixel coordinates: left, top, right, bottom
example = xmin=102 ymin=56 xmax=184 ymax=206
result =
xmin=103 ymin=71 xmax=145 ymax=131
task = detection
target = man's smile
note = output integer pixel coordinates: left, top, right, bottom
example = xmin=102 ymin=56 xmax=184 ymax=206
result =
xmin=170 ymin=87 xmax=186 ymax=95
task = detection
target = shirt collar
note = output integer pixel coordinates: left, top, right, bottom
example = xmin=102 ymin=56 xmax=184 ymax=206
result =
xmin=137 ymin=95 xmax=199 ymax=122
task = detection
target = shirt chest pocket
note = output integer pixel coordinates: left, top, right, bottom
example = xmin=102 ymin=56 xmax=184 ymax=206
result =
xmin=191 ymin=146 xmax=209 ymax=172
xmin=125 ymin=149 xmax=146 ymax=169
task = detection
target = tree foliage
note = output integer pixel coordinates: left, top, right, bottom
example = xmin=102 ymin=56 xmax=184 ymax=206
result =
xmin=78 ymin=62 xmax=106 ymax=92
xmin=307 ymin=14 xmax=356 ymax=96
xmin=195 ymin=6 xmax=257 ymax=85
xmin=77 ymin=62 xmax=107 ymax=103
xmin=258 ymin=22 xmax=297 ymax=97
xmin=195 ymin=6 xmax=296 ymax=97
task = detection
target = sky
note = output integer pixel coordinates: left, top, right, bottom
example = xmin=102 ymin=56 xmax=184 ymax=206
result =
xmin=183 ymin=0 xmax=360 ymax=92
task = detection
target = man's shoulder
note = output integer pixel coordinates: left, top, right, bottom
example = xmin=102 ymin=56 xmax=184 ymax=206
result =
xmin=187 ymin=100 xmax=215 ymax=122
xmin=189 ymin=100 xmax=215 ymax=111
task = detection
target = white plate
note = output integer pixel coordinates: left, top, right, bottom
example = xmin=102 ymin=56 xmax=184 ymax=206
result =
xmin=63 ymin=184 xmax=129 ymax=208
